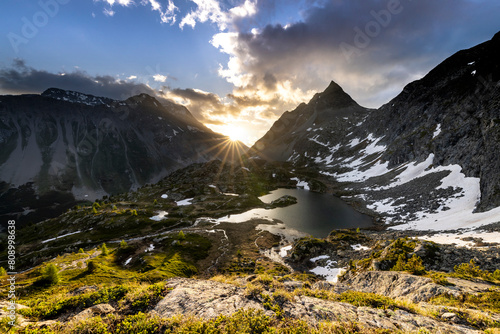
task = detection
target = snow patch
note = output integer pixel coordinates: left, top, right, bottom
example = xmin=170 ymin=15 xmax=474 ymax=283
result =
xmin=41 ymin=231 xmax=81 ymax=244
xmin=161 ymin=194 xmax=168 ymax=199
xmin=290 ymin=177 xmax=310 ymax=190
xmin=176 ymin=198 xmax=194 ymax=206
xmin=433 ymin=124 xmax=441 ymax=139
xmin=332 ymin=160 xmax=390 ymax=182
xmin=150 ymin=211 xmax=168 ymax=221
xmin=187 ymin=125 xmax=202 ymax=132
xmin=351 ymin=244 xmax=370 ymax=251
xmin=309 ymin=256 xmax=346 ymax=282
xmin=418 ymin=231 xmax=500 ymax=248
xmin=347 ymin=138 xmax=360 ymax=147
xmin=310 ymin=255 xmax=329 ymax=262
xmin=308 ymin=135 xmax=329 ymax=147
xmin=280 ymin=245 xmax=292 ymax=257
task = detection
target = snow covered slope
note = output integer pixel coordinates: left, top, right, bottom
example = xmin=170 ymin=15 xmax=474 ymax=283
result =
xmin=252 ymin=31 xmax=500 ymax=231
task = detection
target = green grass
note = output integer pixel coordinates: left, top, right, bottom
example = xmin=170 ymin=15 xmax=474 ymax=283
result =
xmin=13 ymin=308 xmax=388 ymax=334
xmin=450 ymin=259 xmax=500 ymax=283
xmin=18 ymin=285 xmax=130 ymax=320
xmin=430 ymin=290 xmax=500 ymax=314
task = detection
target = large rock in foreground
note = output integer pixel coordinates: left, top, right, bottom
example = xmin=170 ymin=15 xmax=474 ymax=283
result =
xmin=152 ymin=277 xmax=481 ymax=333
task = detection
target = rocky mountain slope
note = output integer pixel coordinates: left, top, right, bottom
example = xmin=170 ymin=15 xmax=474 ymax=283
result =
xmin=0 ymin=89 xmax=246 ymax=226
xmin=252 ymin=31 xmax=500 ymax=230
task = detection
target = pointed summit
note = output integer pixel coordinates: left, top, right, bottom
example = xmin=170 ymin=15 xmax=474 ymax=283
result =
xmin=310 ymin=81 xmax=360 ymax=109
xmin=250 ymin=81 xmax=368 ymax=161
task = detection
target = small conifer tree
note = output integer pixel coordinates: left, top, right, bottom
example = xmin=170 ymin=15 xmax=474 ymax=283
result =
xmin=405 ymin=254 xmax=426 ymax=275
xmin=42 ymin=264 xmax=60 ymax=285
xmin=78 ymin=248 xmax=84 ymax=253
xmin=391 ymin=254 xmax=406 ymax=271
xmin=0 ymin=267 xmax=6 ymax=276
xmin=101 ymin=243 xmax=109 ymax=256
xmin=120 ymin=240 xmax=128 ymax=248
xmin=178 ymin=230 xmax=186 ymax=240
xmin=87 ymin=260 xmax=98 ymax=273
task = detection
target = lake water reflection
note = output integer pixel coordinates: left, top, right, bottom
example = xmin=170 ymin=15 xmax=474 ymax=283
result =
xmin=218 ymin=188 xmax=373 ymax=238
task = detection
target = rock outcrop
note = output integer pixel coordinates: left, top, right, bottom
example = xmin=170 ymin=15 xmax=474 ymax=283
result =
xmin=153 ymin=278 xmax=266 ymax=319
xmin=339 ymin=271 xmax=496 ymax=303
xmin=151 ymin=277 xmax=483 ymax=334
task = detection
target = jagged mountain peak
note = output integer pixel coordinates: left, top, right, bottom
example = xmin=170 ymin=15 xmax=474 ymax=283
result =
xmin=251 ymin=81 xmax=369 ymax=160
xmin=310 ymin=80 xmax=360 ymax=110
xmin=125 ymin=92 xmax=160 ymax=105
xmin=41 ymin=88 xmax=115 ymax=106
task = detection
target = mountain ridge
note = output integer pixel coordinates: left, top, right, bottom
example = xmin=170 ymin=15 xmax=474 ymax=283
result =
xmin=0 ymin=90 xmax=247 ymax=226
xmin=251 ymin=30 xmax=500 ymax=230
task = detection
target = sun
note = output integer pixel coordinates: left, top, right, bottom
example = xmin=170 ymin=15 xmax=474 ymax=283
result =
xmin=225 ymin=126 xmax=250 ymax=144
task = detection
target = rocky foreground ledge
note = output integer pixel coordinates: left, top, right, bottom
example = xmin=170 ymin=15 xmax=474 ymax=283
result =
xmin=151 ymin=274 xmax=498 ymax=333
xmin=5 ymin=269 xmax=498 ymax=333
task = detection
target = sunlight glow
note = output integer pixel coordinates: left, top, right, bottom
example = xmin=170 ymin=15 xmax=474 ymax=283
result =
xmin=225 ymin=126 xmax=249 ymax=143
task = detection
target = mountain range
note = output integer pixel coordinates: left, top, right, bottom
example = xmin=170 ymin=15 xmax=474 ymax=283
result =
xmin=0 ymin=89 xmax=246 ymax=225
xmin=1 ymin=31 xmax=500 ymax=334
xmin=252 ymin=31 xmax=500 ymax=231
xmin=1 ymin=31 xmax=500 ymax=232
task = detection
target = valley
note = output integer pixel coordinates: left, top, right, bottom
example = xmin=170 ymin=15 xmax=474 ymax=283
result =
xmin=1 ymin=30 xmax=500 ymax=334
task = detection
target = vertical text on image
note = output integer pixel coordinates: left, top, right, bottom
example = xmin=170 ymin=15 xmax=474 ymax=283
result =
xmin=6 ymin=219 xmax=17 ymax=327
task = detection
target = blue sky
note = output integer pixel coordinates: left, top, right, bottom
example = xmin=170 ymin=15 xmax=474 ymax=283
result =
xmin=1 ymin=0 xmax=500 ymax=145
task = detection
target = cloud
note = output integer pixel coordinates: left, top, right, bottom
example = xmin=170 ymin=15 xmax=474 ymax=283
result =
xmin=179 ymin=0 xmax=228 ymax=30
xmin=153 ymin=74 xmax=167 ymax=82
xmin=0 ymin=60 xmax=156 ymax=100
xmin=142 ymin=0 xmax=178 ymax=24
xmin=103 ymin=0 xmax=134 ymax=6
xmin=177 ymin=0 xmax=258 ymax=30
xmin=103 ymin=8 xmax=116 ymax=16
xmin=95 ymin=0 xmax=178 ymax=23
xmin=212 ymin=0 xmax=500 ymax=108
xmin=229 ymin=0 xmax=257 ymax=18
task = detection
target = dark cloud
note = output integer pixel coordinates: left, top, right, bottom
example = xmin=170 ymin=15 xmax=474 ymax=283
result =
xmin=217 ymin=0 xmax=500 ymax=107
xmin=170 ymin=88 xmax=221 ymax=104
xmin=0 ymin=60 xmax=155 ymax=100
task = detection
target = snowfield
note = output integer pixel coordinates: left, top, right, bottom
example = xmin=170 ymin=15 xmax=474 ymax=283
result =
xmin=308 ymin=130 xmax=500 ymax=231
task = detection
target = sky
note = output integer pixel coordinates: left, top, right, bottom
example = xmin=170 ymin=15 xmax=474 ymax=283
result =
xmin=1 ymin=0 xmax=499 ymax=146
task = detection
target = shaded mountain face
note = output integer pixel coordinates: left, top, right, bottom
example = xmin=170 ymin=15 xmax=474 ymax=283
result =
xmin=253 ymin=81 xmax=372 ymax=162
xmin=0 ymin=89 xmax=246 ymax=225
xmin=251 ymin=31 xmax=500 ymax=230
